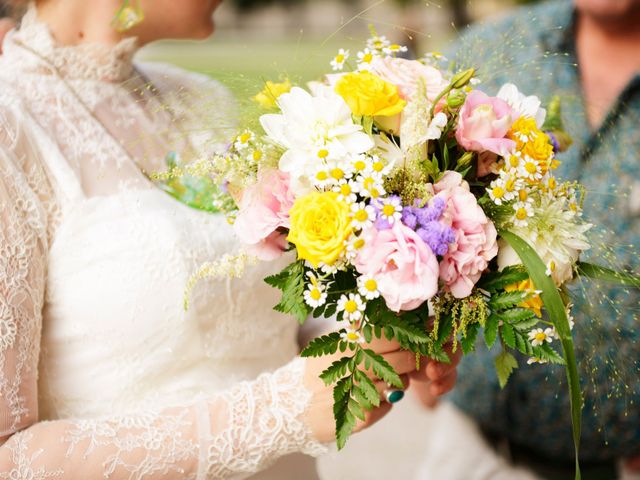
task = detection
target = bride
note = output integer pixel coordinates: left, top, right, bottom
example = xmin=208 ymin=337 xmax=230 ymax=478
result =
xmin=0 ymin=0 xmax=459 ymax=478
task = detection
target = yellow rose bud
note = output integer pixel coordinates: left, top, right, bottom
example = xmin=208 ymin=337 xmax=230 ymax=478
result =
xmin=335 ymin=71 xmax=406 ymax=118
xmin=253 ymin=79 xmax=293 ymax=109
xmin=287 ymin=192 xmax=353 ymax=267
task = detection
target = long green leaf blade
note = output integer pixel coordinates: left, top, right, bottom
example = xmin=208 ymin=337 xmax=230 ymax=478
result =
xmin=501 ymin=231 xmax=582 ymax=480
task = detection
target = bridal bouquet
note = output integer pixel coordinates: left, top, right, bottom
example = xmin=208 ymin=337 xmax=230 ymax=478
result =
xmin=173 ymin=33 xmax=639 ymax=478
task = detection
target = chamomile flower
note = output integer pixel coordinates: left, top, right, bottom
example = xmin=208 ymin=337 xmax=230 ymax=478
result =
xmin=545 ymin=260 xmax=557 ymax=277
xmin=357 ymin=274 xmax=381 ymax=300
xmin=340 ymin=327 xmax=365 ymax=344
xmin=303 ymin=274 xmax=328 ymax=308
xmin=527 ymin=357 xmax=549 ymax=365
xmin=424 ymin=51 xmax=448 ymax=63
xmin=351 ymin=154 xmax=372 ymax=175
xmin=512 ymin=201 xmax=534 ymax=228
xmin=357 ymin=48 xmax=378 ymax=70
xmin=367 ymin=35 xmax=391 ymax=52
xmin=528 ymin=327 xmax=554 ymax=347
xmin=312 ymin=166 xmax=333 ymax=189
xmin=331 ymin=49 xmax=350 ymax=71
xmin=333 ymin=180 xmax=359 ymax=204
xmin=345 ymin=233 xmax=367 ymax=260
xmin=356 ymin=172 xmax=385 ymax=199
xmin=351 ymin=202 xmax=376 ymax=229
xmin=518 ymin=156 xmax=543 ymax=182
xmin=250 ymin=149 xmax=263 ymax=163
xmin=367 ymin=155 xmax=393 ymax=176
xmin=377 ymin=196 xmax=403 ymax=225
xmin=326 ymin=160 xmax=356 ymax=184
xmin=337 ymin=293 xmax=366 ymax=322
xmin=488 ymin=178 xmax=508 ymax=205
xmin=383 ymin=43 xmax=408 ymax=56
xmin=234 ymin=131 xmax=254 ymax=150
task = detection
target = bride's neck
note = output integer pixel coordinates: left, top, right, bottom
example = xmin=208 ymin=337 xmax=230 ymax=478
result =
xmin=35 ymin=0 xmax=125 ymax=47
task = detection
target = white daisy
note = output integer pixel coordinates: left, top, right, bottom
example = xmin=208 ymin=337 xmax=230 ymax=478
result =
xmin=337 ymin=293 xmax=366 ymax=322
xmin=333 ymin=180 xmax=359 ymax=204
xmin=367 ymin=35 xmax=391 ymax=52
xmin=340 ymin=327 xmax=366 ymax=344
xmin=528 ymin=327 xmax=554 ymax=347
xmin=383 ymin=43 xmax=408 ymax=56
xmin=356 ymin=172 xmax=386 ymax=199
xmin=330 ymin=48 xmax=350 ymax=71
xmin=234 ymin=131 xmax=254 ymax=151
xmin=351 ymin=202 xmax=376 ymax=230
xmin=357 ymin=275 xmax=381 ymax=300
xmin=518 ymin=156 xmax=543 ymax=182
xmin=357 ymin=48 xmax=378 ymax=69
xmin=488 ymin=178 xmax=508 ymax=205
xmin=378 ymin=196 xmax=403 ymax=225
xmin=303 ymin=276 xmax=328 ymax=308
xmin=345 ymin=233 xmax=367 ymax=261
xmin=512 ymin=201 xmax=534 ymax=228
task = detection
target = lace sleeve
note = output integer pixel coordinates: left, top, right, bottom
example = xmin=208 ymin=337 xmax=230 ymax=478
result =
xmin=0 ymin=105 xmax=49 ymax=442
xmin=0 ymin=357 xmax=326 ymax=479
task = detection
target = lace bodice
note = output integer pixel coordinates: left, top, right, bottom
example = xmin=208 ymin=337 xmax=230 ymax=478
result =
xmin=0 ymin=6 xmax=325 ymax=478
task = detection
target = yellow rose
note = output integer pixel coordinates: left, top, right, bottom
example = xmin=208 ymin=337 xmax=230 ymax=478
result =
xmin=335 ymin=71 xmax=406 ymax=117
xmin=253 ymin=79 xmax=292 ymax=109
xmin=287 ymin=192 xmax=352 ymax=267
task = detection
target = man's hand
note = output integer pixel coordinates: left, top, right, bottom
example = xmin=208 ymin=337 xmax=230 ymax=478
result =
xmin=0 ymin=19 xmax=16 ymax=54
xmin=410 ymin=345 xmax=463 ymax=408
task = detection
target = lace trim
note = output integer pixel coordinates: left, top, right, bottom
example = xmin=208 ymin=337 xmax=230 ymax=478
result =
xmin=201 ymin=358 xmax=328 ymax=478
xmin=15 ymin=4 xmax=138 ymax=82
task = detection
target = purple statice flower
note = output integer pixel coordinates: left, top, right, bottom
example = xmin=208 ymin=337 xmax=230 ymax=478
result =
xmin=401 ymin=196 xmax=455 ymax=256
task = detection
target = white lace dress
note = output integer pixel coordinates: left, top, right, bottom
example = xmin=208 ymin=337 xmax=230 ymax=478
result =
xmin=0 ymin=7 xmax=325 ymax=479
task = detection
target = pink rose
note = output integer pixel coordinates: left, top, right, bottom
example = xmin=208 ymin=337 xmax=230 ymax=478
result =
xmin=355 ymin=223 xmax=439 ymax=312
xmin=456 ymin=90 xmax=516 ymax=156
xmin=233 ymin=169 xmax=295 ymax=261
xmin=369 ymin=57 xmax=448 ymax=102
xmin=435 ymin=172 xmax=498 ymax=298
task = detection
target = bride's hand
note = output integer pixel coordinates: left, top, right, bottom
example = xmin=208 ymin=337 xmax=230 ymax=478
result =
xmin=410 ymin=344 xmax=462 ymax=408
xmin=303 ymin=336 xmax=416 ymax=443
xmin=0 ymin=19 xmax=16 ymax=54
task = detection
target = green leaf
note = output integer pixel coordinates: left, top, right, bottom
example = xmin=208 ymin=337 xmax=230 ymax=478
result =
xmin=501 ymin=323 xmax=516 ymax=349
xmin=495 ymin=350 xmax=518 ymax=388
xmin=354 ymin=370 xmax=381 ymax=408
xmin=484 ymin=313 xmax=500 ymax=348
xmin=460 ymin=322 xmax=480 ymax=354
xmin=576 ymin=262 xmax=640 ymax=288
xmin=361 ymin=349 xmax=403 ymax=388
xmin=478 ymin=266 xmax=529 ymax=292
xmin=489 ymin=290 xmax=529 ymax=310
xmin=501 ymin=231 xmax=582 ymax=480
xmin=265 ymin=261 xmax=310 ymax=324
xmin=498 ymin=308 xmax=536 ymax=323
xmin=512 ymin=317 xmax=541 ymax=331
xmin=362 ymin=324 xmax=373 ymax=343
xmin=533 ymin=344 xmax=566 ymax=365
xmin=348 ymin=397 xmax=366 ymax=422
xmin=319 ymin=356 xmax=353 ymax=385
xmin=301 ymin=332 xmax=342 ymax=357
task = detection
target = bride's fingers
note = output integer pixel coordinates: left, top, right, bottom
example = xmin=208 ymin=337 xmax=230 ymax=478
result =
xmin=364 ymin=335 xmax=402 ymax=354
xmin=352 ymin=401 xmax=392 ymax=433
xmin=372 ymin=374 xmax=409 ymax=397
xmin=427 ymin=369 xmax=458 ymax=397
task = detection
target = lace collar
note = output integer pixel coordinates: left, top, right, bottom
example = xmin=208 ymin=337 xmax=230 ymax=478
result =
xmin=12 ymin=4 xmax=139 ymax=82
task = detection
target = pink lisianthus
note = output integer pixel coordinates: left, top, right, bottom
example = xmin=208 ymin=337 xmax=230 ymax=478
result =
xmin=233 ymin=169 xmax=295 ymax=261
xmin=435 ymin=172 xmax=498 ymax=298
xmin=355 ymin=223 xmax=439 ymax=312
xmin=455 ymin=90 xmax=517 ymax=156
xmin=369 ymin=57 xmax=448 ymax=102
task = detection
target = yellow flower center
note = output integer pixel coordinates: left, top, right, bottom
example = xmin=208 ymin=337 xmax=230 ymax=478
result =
xmin=548 ymin=261 xmax=556 ymax=272
xmin=492 ymin=186 xmax=505 ymax=199
xmin=369 ymin=188 xmax=381 ymax=199
xmin=382 ymin=204 xmax=396 ymax=217
xmin=518 ymin=189 xmax=528 ymax=202
xmin=372 ymin=161 xmax=384 ymax=172
xmin=525 ymin=162 xmax=538 ymax=174
xmin=331 ymin=168 xmax=345 ymax=180
xmin=364 ymin=279 xmax=377 ymax=291
xmin=355 ymin=210 xmax=369 ymax=222
xmin=340 ymin=184 xmax=352 ymax=196
xmin=535 ymin=332 xmax=547 ymax=342
xmin=335 ymin=54 xmax=345 ymax=63
xmin=353 ymin=238 xmax=365 ymax=249
xmin=354 ymin=160 xmax=367 ymax=171
xmin=316 ymin=171 xmax=329 ymax=181
xmin=509 ymin=155 xmax=520 ymax=168
xmin=344 ymin=300 xmax=358 ymax=313
xmin=363 ymin=53 xmax=373 ymax=63
xmin=310 ymin=288 xmax=322 ymax=300
xmin=548 ymin=177 xmax=557 ymax=190
xmin=317 ymin=149 xmax=329 ymax=159
xmin=516 ymin=208 xmax=528 ymax=220
xmin=505 ymin=178 xmax=516 ymax=192
xmin=252 ymin=150 xmax=263 ymax=161
xmin=347 ymin=332 xmax=360 ymax=341
xmin=240 ymin=133 xmax=252 ymax=143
